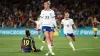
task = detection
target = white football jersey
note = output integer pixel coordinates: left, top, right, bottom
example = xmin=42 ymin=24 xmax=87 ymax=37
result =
xmin=39 ymin=9 xmax=56 ymax=27
xmin=61 ymin=18 xmax=74 ymax=34
xmin=35 ymin=21 xmax=42 ymax=29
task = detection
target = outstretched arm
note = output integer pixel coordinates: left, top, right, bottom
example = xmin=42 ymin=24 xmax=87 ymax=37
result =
xmin=31 ymin=39 xmax=37 ymax=51
xmin=53 ymin=17 xmax=59 ymax=31
xmin=59 ymin=24 xmax=63 ymax=29
xmin=73 ymin=24 xmax=78 ymax=32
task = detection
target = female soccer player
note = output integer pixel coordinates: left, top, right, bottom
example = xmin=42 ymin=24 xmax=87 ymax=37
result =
xmin=35 ymin=20 xmax=46 ymax=43
xmin=60 ymin=11 xmax=78 ymax=51
xmin=35 ymin=20 xmax=42 ymax=39
xmin=92 ymin=16 xmax=100 ymax=39
xmin=21 ymin=30 xmax=43 ymax=52
xmin=36 ymin=1 xmax=58 ymax=56
xmin=29 ymin=19 xmax=46 ymax=42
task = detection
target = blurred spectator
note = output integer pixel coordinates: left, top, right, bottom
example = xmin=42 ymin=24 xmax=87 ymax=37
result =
xmin=0 ymin=0 xmax=100 ymax=28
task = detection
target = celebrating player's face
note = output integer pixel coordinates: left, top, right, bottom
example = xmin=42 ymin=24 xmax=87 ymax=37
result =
xmin=44 ymin=2 xmax=50 ymax=9
xmin=94 ymin=18 xmax=97 ymax=22
xmin=64 ymin=13 xmax=69 ymax=19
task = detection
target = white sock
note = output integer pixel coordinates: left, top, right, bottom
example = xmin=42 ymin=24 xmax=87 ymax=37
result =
xmin=38 ymin=34 xmax=41 ymax=38
xmin=69 ymin=42 xmax=75 ymax=49
xmin=40 ymin=46 xmax=44 ymax=51
xmin=51 ymin=45 xmax=53 ymax=49
xmin=48 ymin=44 xmax=52 ymax=52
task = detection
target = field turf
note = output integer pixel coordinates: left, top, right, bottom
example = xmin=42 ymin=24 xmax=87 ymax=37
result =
xmin=0 ymin=36 xmax=100 ymax=56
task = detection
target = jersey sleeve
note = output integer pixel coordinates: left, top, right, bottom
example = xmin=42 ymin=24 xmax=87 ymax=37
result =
xmin=51 ymin=10 xmax=55 ymax=18
xmin=30 ymin=37 xmax=37 ymax=51
xmin=39 ymin=10 xmax=44 ymax=24
xmin=34 ymin=21 xmax=38 ymax=24
xmin=21 ymin=37 xmax=24 ymax=43
xmin=30 ymin=37 xmax=35 ymax=43
xmin=70 ymin=19 xmax=74 ymax=25
xmin=61 ymin=20 xmax=64 ymax=24
xmin=40 ymin=10 xmax=44 ymax=17
xmin=21 ymin=37 xmax=24 ymax=49
xmin=52 ymin=17 xmax=57 ymax=27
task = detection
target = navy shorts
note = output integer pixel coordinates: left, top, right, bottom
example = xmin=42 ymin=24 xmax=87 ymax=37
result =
xmin=64 ymin=33 xmax=75 ymax=37
xmin=21 ymin=47 xmax=32 ymax=52
xmin=42 ymin=26 xmax=54 ymax=32
xmin=37 ymin=29 xmax=41 ymax=31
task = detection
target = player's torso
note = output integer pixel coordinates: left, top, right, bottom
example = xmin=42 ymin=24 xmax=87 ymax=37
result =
xmin=22 ymin=38 xmax=32 ymax=48
xmin=62 ymin=19 xmax=73 ymax=33
xmin=92 ymin=22 xmax=98 ymax=28
xmin=41 ymin=10 xmax=54 ymax=27
xmin=62 ymin=19 xmax=73 ymax=30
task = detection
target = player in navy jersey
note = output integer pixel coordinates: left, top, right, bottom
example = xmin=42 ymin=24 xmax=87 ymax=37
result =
xmin=21 ymin=30 xmax=43 ymax=52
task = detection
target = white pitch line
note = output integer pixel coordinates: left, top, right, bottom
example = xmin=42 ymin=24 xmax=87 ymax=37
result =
xmin=76 ymin=47 xmax=100 ymax=50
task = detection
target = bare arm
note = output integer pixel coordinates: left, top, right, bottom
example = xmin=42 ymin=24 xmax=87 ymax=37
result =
xmin=59 ymin=24 xmax=63 ymax=29
xmin=73 ymin=24 xmax=78 ymax=32
xmin=53 ymin=17 xmax=59 ymax=31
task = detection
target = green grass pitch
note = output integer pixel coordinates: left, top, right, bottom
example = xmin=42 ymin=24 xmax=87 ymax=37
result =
xmin=0 ymin=36 xmax=100 ymax=56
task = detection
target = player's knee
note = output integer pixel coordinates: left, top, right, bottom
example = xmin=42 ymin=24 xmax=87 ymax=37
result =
xmin=73 ymin=39 xmax=76 ymax=41
xmin=49 ymin=36 xmax=53 ymax=41
xmin=45 ymin=36 xmax=49 ymax=39
xmin=68 ymin=39 xmax=71 ymax=42
xmin=38 ymin=32 xmax=41 ymax=34
xmin=72 ymin=37 xmax=76 ymax=41
xmin=50 ymin=39 xmax=53 ymax=42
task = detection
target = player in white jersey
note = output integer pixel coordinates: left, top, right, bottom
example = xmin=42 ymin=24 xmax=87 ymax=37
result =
xmin=35 ymin=21 xmax=42 ymax=39
xmin=30 ymin=19 xmax=46 ymax=43
xmin=36 ymin=1 xmax=58 ymax=56
xmin=60 ymin=11 xmax=78 ymax=51
xmin=29 ymin=18 xmax=42 ymax=39
xmin=35 ymin=20 xmax=46 ymax=43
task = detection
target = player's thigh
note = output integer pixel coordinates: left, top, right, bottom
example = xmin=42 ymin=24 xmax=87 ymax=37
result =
xmin=65 ymin=36 xmax=71 ymax=42
xmin=71 ymin=36 xmax=76 ymax=41
xmin=48 ymin=27 xmax=54 ymax=38
xmin=70 ymin=33 xmax=76 ymax=41
xmin=44 ymin=31 xmax=50 ymax=40
xmin=44 ymin=31 xmax=51 ymax=44
xmin=49 ymin=31 xmax=54 ymax=40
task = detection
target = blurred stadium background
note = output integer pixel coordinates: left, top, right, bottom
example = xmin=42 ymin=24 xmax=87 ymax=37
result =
xmin=0 ymin=0 xmax=100 ymax=56
xmin=0 ymin=0 xmax=100 ymax=28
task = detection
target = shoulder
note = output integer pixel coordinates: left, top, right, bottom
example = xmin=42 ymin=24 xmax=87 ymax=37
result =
xmin=35 ymin=21 xmax=38 ymax=24
xmin=62 ymin=19 xmax=64 ymax=21
xmin=41 ymin=10 xmax=45 ymax=13
xmin=69 ymin=18 xmax=74 ymax=22
xmin=69 ymin=18 xmax=73 ymax=21
xmin=22 ymin=37 xmax=26 ymax=40
xmin=61 ymin=19 xmax=65 ymax=22
xmin=50 ymin=9 xmax=54 ymax=11
xmin=29 ymin=37 xmax=34 ymax=40
xmin=50 ymin=9 xmax=54 ymax=12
